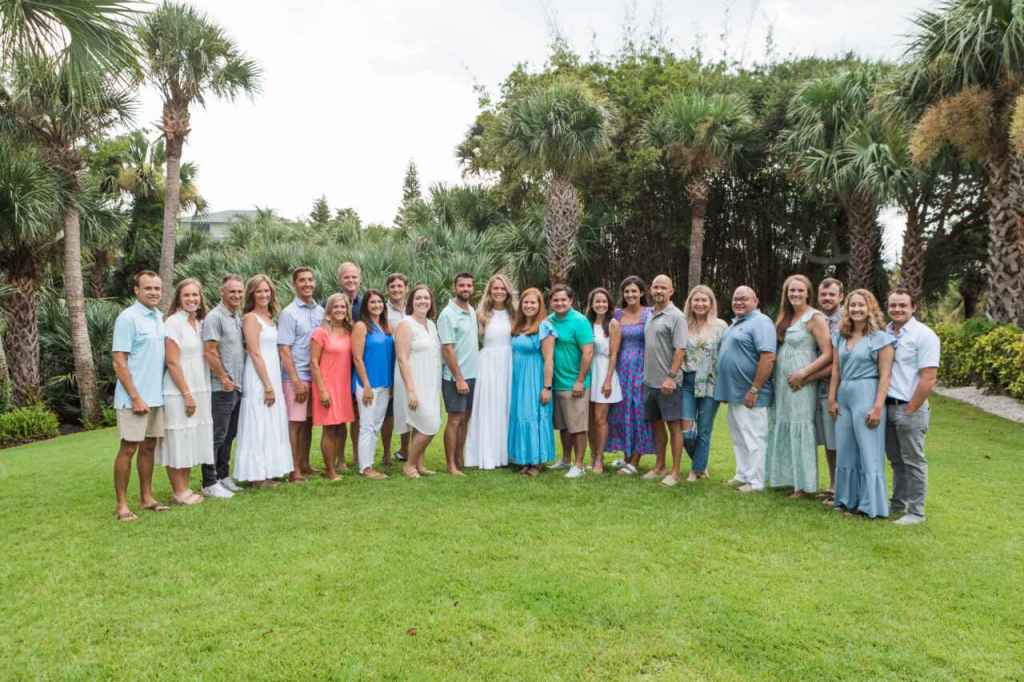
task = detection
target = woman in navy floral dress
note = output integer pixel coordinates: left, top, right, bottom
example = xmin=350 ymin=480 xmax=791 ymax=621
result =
xmin=608 ymin=276 xmax=655 ymax=474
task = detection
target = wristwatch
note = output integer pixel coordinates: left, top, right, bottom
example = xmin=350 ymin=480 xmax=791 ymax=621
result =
xmin=747 ymin=386 xmax=759 ymax=395
xmin=544 ymin=385 xmax=552 ymax=390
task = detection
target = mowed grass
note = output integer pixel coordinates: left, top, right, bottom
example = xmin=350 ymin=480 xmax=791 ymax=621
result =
xmin=1 ymin=396 xmax=1022 ymax=680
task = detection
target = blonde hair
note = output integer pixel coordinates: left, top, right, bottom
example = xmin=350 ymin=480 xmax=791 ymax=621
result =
xmin=477 ymin=273 xmax=517 ymax=335
xmin=683 ymin=285 xmax=720 ymax=329
xmin=512 ymin=288 xmax=547 ymax=336
xmin=321 ymin=292 xmax=353 ymax=332
xmin=839 ymin=289 xmax=887 ymax=338
xmin=243 ymin=274 xmax=279 ymax=317
xmin=166 ymin=278 xmax=208 ymax=320
xmin=775 ymin=274 xmax=816 ymax=343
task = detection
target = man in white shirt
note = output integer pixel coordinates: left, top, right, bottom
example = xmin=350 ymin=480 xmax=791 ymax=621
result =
xmin=382 ymin=272 xmax=409 ymax=464
xmin=885 ymin=288 xmax=940 ymax=526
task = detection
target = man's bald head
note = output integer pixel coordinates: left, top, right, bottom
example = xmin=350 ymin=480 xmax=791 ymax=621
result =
xmin=650 ymin=274 xmax=674 ymax=307
xmin=731 ymin=286 xmax=758 ymax=316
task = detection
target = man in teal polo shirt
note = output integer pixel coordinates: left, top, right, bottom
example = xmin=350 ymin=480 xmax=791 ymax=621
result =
xmin=437 ymin=272 xmax=479 ymax=475
xmin=547 ymin=285 xmax=594 ymax=479
xmin=111 ymin=271 xmax=169 ymax=521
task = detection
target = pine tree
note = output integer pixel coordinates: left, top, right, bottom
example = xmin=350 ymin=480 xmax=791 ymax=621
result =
xmin=394 ymin=160 xmax=422 ymax=228
xmin=309 ymin=195 xmax=330 ymax=224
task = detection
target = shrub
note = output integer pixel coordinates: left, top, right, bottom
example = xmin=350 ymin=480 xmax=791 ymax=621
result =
xmin=937 ymin=319 xmax=1024 ymax=399
xmin=935 ymin=319 xmax=996 ymax=386
xmin=0 ymin=404 xmax=60 ymax=447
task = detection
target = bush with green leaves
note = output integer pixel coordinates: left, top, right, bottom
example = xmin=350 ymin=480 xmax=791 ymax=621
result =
xmin=936 ymin=320 xmax=1024 ymax=399
xmin=0 ymin=403 xmax=59 ymax=447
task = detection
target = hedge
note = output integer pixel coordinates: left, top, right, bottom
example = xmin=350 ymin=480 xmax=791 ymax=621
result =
xmin=0 ymin=403 xmax=60 ymax=448
xmin=935 ymin=320 xmax=1024 ymax=400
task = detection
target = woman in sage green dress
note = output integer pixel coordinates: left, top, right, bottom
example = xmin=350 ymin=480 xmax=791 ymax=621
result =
xmin=764 ymin=275 xmax=834 ymax=497
xmin=828 ymin=289 xmax=896 ymax=518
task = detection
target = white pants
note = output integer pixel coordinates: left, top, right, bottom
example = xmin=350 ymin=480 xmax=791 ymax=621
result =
xmin=355 ymin=385 xmax=390 ymax=472
xmin=727 ymin=404 xmax=768 ymax=490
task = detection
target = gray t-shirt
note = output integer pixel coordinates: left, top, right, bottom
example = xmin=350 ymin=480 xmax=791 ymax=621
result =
xmin=202 ymin=303 xmax=245 ymax=393
xmin=818 ymin=308 xmax=842 ymax=398
xmin=643 ymin=302 xmax=688 ymax=388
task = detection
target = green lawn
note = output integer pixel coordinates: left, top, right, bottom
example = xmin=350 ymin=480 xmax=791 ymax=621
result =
xmin=1 ymin=396 xmax=1022 ymax=680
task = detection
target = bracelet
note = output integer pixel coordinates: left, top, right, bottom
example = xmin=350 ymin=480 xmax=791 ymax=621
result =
xmin=748 ymin=386 xmax=759 ymax=394
xmin=264 ymin=386 xmax=273 ymax=392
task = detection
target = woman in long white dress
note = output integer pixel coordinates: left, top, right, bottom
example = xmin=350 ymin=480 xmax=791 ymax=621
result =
xmin=393 ymin=284 xmax=443 ymax=479
xmin=585 ymin=288 xmax=622 ymax=474
xmin=234 ymin=274 xmax=294 ymax=487
xmin=465 ymin=274 xmax=516 ymax=469
xmin=158 ymin=278 xmax=214 ymax=505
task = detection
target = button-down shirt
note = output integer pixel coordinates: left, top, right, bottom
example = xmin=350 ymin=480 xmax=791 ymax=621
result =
xmin=112 ymin=300 xmax=166 ymax=409
xmin=277 ymin=298 xmax=325 ymax=382
xmin=437 ymin=299 xmax=479 ymax=381
xmin=886 ymin=317 xmax=941 ymax=402
xmin=818 ymin=308 xmax=843 ymax=398
xmin=386 ymin=299 xmax=406 ymax=331
xmin=202 ymin=303 xmax=245 ymax=392
xmin=714 ymin=309 xmax=777 ymax=407
xmin=643 ymin=302 xmax=688 ymax=388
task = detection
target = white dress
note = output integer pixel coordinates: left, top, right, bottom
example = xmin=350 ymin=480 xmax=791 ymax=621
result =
xmin=157 ymin=312 xmax=214 ymax=468
xmin=465 ymin=309 xmax=513 ymax=469
xmin=234 ymin=315 xmax=294 ymax=481
xmin=590 ymin=322 xmax=623 ymax=404
xmin=393 ymin=318 xmax=442 ymax=436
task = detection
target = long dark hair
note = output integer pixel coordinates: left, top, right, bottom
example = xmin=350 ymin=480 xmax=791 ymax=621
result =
xmin=617 ymin=275 xmax=649 ymax=308
xmin=586 ymin=288 xmax=613 ymax=337
xmin=358 ymin=289 xmax=389 ymax=334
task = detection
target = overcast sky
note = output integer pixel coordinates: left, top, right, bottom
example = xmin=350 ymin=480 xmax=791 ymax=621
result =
xmin=136 ymin=0 xmax=932 ymax=258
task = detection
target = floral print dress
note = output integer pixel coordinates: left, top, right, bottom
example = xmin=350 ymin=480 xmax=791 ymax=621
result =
xmin=607 ymin=307 xmax=655 ymax=455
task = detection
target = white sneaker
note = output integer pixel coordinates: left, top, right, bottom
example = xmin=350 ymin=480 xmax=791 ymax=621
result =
xmin=893 ymin=513 xmax=925 ymax=526
xmin=565 ymin=466 xmax=585 ymax=479
xmin=219 ymin=477 xmax=242 ymax=493
xmin=549 ymin=460 xmax=570 ymax=470
xmin=202 ymin=482 xmax=234 ymax=499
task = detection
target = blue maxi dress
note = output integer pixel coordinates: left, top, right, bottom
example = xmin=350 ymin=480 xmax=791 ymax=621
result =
xmin=833 ymin=330 xmax=897 ymax=518
xmin=508 ymin=321 xmax=557 ymax=465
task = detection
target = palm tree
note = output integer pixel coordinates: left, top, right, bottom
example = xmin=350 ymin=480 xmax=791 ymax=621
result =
xmin=499 ymin=78 xmax=615 ymax=285
xmin=642 ymin=92 xmax=754 ymax=290
xmin=780 ymin=66 xmax=891 ymax=290
xmin=902 ymin=0 xmax=1024 ymax=325
xmin=136 ymin=1 xmax=261 ymax=308
xmin=0 ymin=0 xmax=138 ymax=83
xmin=6 ymin=56 xmax=134 ymax=423
xmin=0 ymin=139 xmax=64 ymax=405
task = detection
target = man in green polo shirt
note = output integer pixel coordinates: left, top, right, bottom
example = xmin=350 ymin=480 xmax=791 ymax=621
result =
xmin=547 ymin=285 xmax=594 ymax=479
xmin=437 ymin=272 xmax=479 ymax=475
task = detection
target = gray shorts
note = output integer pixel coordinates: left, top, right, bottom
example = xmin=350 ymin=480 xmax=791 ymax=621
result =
xmin=814 ymin=396 xmax=837 ymax=450
xmin=643 ymin=385 xmax=686 ymax=423
xmin=442 ymin=378 xmax=476 ymax=414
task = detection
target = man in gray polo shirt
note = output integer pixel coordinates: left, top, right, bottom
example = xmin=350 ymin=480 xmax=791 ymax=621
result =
xmin=808 ymin=277 xmax=844 ymax=499
xmin=643 ymin=275 xmax=690 ymax=487
xmin=201 ymin=275 xmax=246 ymax=499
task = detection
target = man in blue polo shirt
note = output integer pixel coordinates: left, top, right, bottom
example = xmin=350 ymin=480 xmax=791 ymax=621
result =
xmin=715 ymin=285 xmax=777 ymax=493
xmin=111 ymin=271 xmax=169 ymax=521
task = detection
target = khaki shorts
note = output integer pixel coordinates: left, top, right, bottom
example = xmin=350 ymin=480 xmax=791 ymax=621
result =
xmin=283 ymin=380 xmax=313 ymax=422
xmin=116 ymin=407 xmax=164 ymax=442
xmin=553 ymin=391 xmax=589 ymax=434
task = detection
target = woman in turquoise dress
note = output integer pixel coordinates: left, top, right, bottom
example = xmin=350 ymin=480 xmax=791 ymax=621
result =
xmin=765 ymin=275 xmax=834 ymax=496
xmin=828 ymin=289 xmax=896 ymax=518
xmin=508 ymin=288 xmax=557 ymax=475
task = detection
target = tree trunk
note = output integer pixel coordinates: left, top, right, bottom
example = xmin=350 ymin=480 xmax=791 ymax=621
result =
xmin=544 ymin=175 xmax=582 ymax=286
xmin=844 ymin=192 xmax=878 ymax=290
xmin=90 ymin=248 xmax=110 ymax=298
xmin=159 ymin=149 xmax=182 ymax=309
xmin=686 ymin=178 xmax=709 ymax=292
xmin=899 ymin=203 xmax=926 ymax=303
xmin=0 ymin=318 xmax=9 ymax=411
xmin=64 ymin=205 xmax=101 ymax=424
xmin=984 ymin=156 xmax=1024 ymax=326
xmin=1 ymin=271 xmax=42 ymax=405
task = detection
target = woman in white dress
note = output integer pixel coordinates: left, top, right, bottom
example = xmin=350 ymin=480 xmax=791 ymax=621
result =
xmin=586 ymin=288 xmax=622 ymax=474
xmin=158 ymin=278 xmax=214 ymax=505
xmin=393 ymin=284 xmax=443 ymax=479
xmin=465 ymin=274 xmax=516 ymax=470
xmin=234 ymin=274 xmax=294 ymax=487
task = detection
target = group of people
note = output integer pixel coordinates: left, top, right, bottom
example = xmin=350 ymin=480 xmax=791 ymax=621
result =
xmin=110 ymin=265 xmax=939 ymax=528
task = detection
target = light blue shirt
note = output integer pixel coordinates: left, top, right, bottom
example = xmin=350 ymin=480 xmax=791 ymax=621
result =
xmin=437 ymin=299 xmax=479 ymax=381
xmin=714 ymin=309 xmax=777 ymax=407
xmin=277 ymin=298 xmax=325 ymax=382
xmin=886 ymin=317 xmax=941 ymax=403
xmin=112 ymin=301 xmax=166 ymax=409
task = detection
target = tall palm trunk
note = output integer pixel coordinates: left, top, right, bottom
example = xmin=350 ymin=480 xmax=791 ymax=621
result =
xmin=544 ymin=175 xmax=581 ymax=286
xmin=899 ymin=203 xmax=926 ymax=303
xmin=686 ymin=177 xmax=709 ymax=291
xmin=159 ymin=101 xmax=189 ymax=309
xmin=985 ymin=155 xmax=1024 ymax=326
xmin=843 ymin=192 xmax=878 ymax=290
xmin=1 ymin=268 xmax=41 ymax=405
xmin=90 ymin=248 xmax=111 ymax=298
xmin=64 ymin=204 xmax=101 ymax=423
